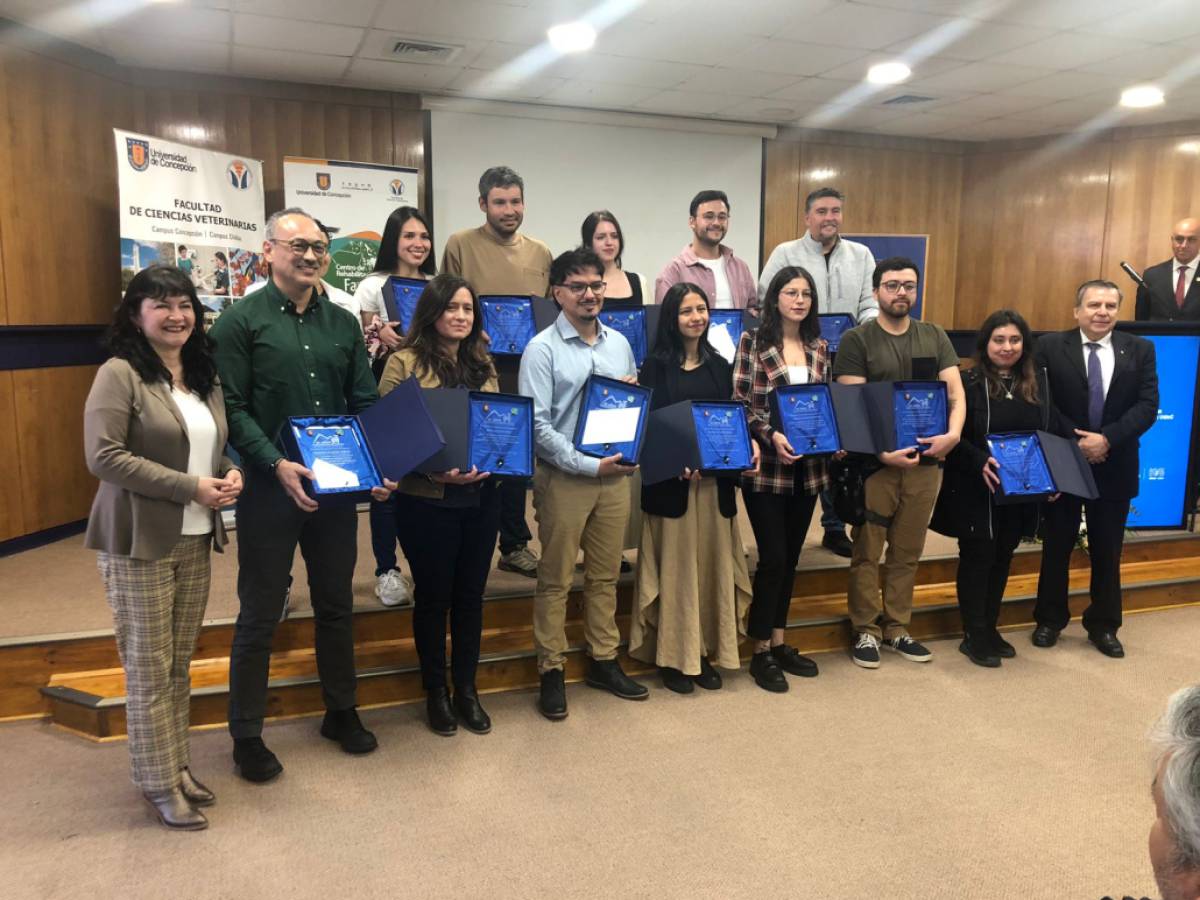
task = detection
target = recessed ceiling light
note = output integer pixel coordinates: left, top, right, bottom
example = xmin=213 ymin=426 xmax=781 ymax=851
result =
xmin=1120 ymin=85 xmax=1164 ymax=108
xmin=548 ymin=22 xmax=596 ymax=53
xmin=867 ymin=62 xmax=911 ymax=86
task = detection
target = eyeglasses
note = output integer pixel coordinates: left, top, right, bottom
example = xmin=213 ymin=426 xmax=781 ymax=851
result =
xmin=698 ymin=213 xmax=730 ymax=224
xmin=558 ymin=281 xmax=607 ymax=297
xmin=269 ymin=238 xmax=329 ymax=258
xmin=779 ymin=289 xmax=812 ymax=300
xmin=880 ymin=280 xmax=918 ymax=294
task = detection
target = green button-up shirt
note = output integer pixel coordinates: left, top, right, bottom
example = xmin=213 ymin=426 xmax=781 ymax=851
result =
xmin=210 ymin=279 xmax=378 ymax=471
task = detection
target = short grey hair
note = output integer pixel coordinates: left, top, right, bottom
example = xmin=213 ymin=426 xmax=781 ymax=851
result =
xmin=265 ymin=207 xmax=315 ymax=239
xmin=1075 ymin=278 xmax=1123 ymax=307
xmin=1153 ymin=684 xmax=1200 ymax=871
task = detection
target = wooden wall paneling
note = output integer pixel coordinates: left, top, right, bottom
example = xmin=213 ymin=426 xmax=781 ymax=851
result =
xmin=392 ymin=99 xmax=426 ymax=212
xmin=12 ymin=366 xmax=99 ymax=534
xmin=760 ymin=139 xmax=802 ymax=268
xmin=0 ymin=49 xmax=130 ymax=325
xmin=954 ymin=152 xmax=1002 ymax=330
xmin=1100 ymin=132 xmax=1200 ymax=289
xmin=0 ymin=372 xmax=25 ymax=542
xmin=794 ymin=141 xmax=962 ymax=326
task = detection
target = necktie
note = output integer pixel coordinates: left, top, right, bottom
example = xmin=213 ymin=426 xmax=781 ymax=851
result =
xmin=1086 ymin=342 xmax=1104 ymax=430
xmin=1177 ymin=265 xmax=1190 ymax=308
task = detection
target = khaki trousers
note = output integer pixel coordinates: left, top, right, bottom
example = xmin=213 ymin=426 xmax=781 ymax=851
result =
xmin=532 ymin=464 xmax=630 ymax=673
xmin=97 ymin=534 xmax=211 ymax=792
xmin=848 ymin=465 xmax=942 ymax=640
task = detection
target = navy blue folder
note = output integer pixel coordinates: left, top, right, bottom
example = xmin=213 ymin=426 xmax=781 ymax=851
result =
xmin=640 ymin=399 xmax=753 ymax=485
xmin=861 ymin=380 xmax=948 ymax=454
xmin=818 ymin=314 xmax=856 ymax=353
xmin=599 ymin=303 xmax=661 ymax=367
xmin=416 ymin=388 xmax=534 ymax=478
xmin=278 ymin=416 xmax=383 ymax=505
xmin=987 ymin=429 xmax=1098 ymax=505
xmin=480 ymin=295 xmax=559 ymax=356
xmin=768 ymin=383 xmax=842 ymax=456
xmin=358 ymin=375 xmax=446 ymax=481
xmin=572 ymin=374 xmax=652 ymax=463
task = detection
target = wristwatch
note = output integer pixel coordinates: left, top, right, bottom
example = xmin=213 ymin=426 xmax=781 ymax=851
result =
xmin=269 ymin=457 xmax=284 ymax=472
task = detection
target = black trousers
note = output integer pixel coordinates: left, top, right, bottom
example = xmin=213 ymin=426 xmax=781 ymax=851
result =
xmin=956 ymin=504 xmax=1025 ymax=634
xmin=395 ymin=491 xmax=500 ymax=690
xmin=368 ymin=494 xmax=400 ymax=576
xmin=1035 ymin=493 xmax=1130 ymax=635
xmin=228 ymin=472 xmax=359 ymax=739
xmin=743 ymin=489 xmax=817 ymax=642
xmin=498 ymin=477 xmax=532 ymax=554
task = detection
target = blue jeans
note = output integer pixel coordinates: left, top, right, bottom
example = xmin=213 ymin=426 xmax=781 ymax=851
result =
xmin=819 ymin=488 xmax=845 ymax=533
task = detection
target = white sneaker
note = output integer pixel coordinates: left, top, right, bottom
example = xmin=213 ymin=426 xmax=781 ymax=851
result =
xmin=375 ymin=569 xmax=413 ymax=607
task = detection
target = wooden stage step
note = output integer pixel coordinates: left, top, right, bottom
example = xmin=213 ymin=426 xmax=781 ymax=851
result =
xmin=21 ymin=533 xmax=1200 ymax=740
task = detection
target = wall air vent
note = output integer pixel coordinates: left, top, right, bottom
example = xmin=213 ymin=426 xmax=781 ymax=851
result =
xmin=388 ymin=38 xmax=464 ymax=64
xmin=882 ymin=94 xmax=936 ymax=105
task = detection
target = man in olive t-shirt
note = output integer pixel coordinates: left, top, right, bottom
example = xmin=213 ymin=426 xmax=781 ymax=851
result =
xmin=441 ymin=166 xmax=552 ymax=578
xmin=833 ymin=257 xmax=964 ymax=670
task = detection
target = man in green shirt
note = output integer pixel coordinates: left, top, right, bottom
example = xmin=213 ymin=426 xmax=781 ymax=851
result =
xmin=211 ymin=207 xmax=395 ymax=783
xmin=834 ymin=256 xmax=964 ymax=669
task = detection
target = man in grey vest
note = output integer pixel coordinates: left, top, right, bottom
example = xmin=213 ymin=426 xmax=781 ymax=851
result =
xmin=759 ymin=187 xmax=877 ymax=556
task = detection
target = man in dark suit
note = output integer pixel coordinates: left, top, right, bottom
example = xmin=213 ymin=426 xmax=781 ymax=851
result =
xmin=1033 ymin=280 xmax=1159 ymax=658
xmin=1135 ymin=217 xmax=1200 ymax=321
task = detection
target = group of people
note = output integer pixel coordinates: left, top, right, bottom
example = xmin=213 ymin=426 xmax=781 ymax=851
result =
xmin=84 ymin=167 xmax=1161 ymax=832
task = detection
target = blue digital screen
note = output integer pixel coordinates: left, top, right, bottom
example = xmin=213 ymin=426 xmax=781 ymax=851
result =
xmin=1127 ymin=334 xmax=1200 ymax=528
xmin=843 ymin=234 xmax=928 ymax=319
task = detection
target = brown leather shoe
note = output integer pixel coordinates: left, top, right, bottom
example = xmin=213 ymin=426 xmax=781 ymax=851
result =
xmin=143 ymin=787 xmax=208 ymax=831
xmin=179 ymin=768 xmax=215 ymax=807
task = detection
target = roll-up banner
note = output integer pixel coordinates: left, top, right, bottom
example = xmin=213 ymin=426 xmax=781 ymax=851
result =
xmin=115 ymin=129 xmax=265 ymax=318
xmin=282 ymin=157 xmax=419 ymax=296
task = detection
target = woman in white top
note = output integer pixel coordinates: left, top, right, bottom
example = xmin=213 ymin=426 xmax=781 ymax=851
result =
xmin=354 ymin=206 xmax=435 ymax=609
xmin=354 ymin=206 xmax=436 ymax=362
xmin=83 ymin=265 xmax=242 ymax=830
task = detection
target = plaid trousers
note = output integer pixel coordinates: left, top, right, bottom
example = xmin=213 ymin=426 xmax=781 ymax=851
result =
xmin=97 ymin=535 xmax=211 ymax=792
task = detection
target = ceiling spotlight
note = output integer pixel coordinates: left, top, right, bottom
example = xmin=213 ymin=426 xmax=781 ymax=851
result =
xmin=867 ymin=62 xmax=911 ymax=85
xmin=548 ymin=22 xmax=596 ymax=53
xmin=1120 ymin=85 xmax=1164 ymax=108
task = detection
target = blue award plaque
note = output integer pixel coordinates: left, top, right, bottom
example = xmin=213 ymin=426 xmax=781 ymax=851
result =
xmin=572 ymin=374 xmax=652 ymax=462
xmin=468 ymin=392 xmax=534 ymax=478
xmin=480 ymin=295 xmax=536 ymax=356
xmin=281 ymin=416 xmax=382 ymax=501
xmin=386 ymin=276 xmax=426 ymax=334
xmin=599 ymin=307 xmax=648 ymax=366
xmin=893 ymin=381 xmax=948 ymax=451
xmin=691 ymin=402 xmax=753 ymax=472
xmin=707 ymin=309 xmax=746 ymax=363
xmin=987 ymin=431 xmax=1056 ymax=498
xmin=818 ymin=314 xmax=856 ymax=353
xmin=770 ymin=383 xmax=841 ymax=455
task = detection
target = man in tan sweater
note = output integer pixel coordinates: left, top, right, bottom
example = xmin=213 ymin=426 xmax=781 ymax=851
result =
xmin=442 ymin=166 xmax=552 ymax=577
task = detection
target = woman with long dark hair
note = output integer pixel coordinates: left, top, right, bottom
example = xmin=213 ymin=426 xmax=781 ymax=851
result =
xmin=581 ymin=210 xmax=649 ymax=304
xmin=732 ymin=265 xmax=830 ymax=693
xmin=84 ymin=265 xmax=242 ymax=830
xmin=629 ymin=283 xmax=755 ymax=693
xmin=377 ymin=274 xmax=500 ymax=735
xmin=356 ymin=206 xmax=436 ymax=609
xmin=931 ymin=309 xmax=1072 ymax=667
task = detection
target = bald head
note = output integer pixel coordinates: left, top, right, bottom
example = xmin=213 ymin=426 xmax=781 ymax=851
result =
xmin=1172 ymin=218 xmax=1199 ymax=265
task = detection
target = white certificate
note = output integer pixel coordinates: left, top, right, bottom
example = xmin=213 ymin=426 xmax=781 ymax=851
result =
xmin=311 ymin=457 xmax=360 ymax=489
xmin=580 ymin=406 xmax=642 ymax=445
xmin=709 ymin=324 xmax=737 ymax=363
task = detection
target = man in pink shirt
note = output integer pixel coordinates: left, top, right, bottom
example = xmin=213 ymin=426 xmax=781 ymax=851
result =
xmin=654 ymin=190 xmax=758 ymax=311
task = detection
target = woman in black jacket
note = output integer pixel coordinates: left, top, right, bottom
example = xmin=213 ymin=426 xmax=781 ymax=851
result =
xmin=931 ymin=309 xmax=1070 ymax=667
xmin=628 ymin=283 xmax=757 ymax=694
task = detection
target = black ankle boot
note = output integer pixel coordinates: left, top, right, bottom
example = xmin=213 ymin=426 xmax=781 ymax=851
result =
xmin=959 ymin=630 xmax=1001 ymax=668
xmin=426 ymin=687 xmax=458 ymax=736
xmin=453 ymin=686 xmax=492 ymax=734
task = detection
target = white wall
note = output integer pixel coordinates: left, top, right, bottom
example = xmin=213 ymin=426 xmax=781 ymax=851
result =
xmin=429 ymin=103 xmax=765 ymax=290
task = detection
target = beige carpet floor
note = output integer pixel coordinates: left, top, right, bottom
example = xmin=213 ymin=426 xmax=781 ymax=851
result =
xmin=3 ymin=606 xmax=1196 ymax=900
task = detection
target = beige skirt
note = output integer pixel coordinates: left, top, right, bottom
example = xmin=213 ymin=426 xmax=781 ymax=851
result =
xmin=629 ymin=478 xmax=752 ymax=674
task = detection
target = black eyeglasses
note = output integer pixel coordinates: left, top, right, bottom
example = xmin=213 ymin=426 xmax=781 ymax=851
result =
xmin=269 ymin=238 xmax=329 ymax=258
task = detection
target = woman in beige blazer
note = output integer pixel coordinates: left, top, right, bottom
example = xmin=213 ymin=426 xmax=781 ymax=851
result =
xmin=84 ymin=265 xmax=242 ymax=831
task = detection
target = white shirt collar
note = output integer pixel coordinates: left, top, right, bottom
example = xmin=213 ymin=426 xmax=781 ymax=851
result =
xmin=1079 ymin=329 xmax=1113 ymax=348
xmin=1175 ymin=255 xmax=1198 ymax=273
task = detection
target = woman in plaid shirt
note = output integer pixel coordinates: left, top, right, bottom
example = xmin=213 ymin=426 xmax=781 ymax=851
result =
xmin=733 ymin=266 xmax=831 ymax=692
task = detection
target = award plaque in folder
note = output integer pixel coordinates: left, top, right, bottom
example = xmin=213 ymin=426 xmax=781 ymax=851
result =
xmin=384 ymin=276 xmax=427 ymax=334
xmin=986 ymin=429 xmax=1098 ymax=505
xmin=279 ymin=416 xmax=383 ymax=503
xmin=768 ymin=383 xmax=841 ymax=455
xmin=640 ymin=399 xmax=753 ymax=484
xmin=468 ymin=393 xmax=534 ymax=477
xmin=892 ymin=381 xmax=948 ymax=451
xmin=818 ymin=314 xmax=856 ymax=353
xmin=572 ymin=374 xmax=651 ymax=463
xmin=599 ymin=307 xmax=648 ymax=366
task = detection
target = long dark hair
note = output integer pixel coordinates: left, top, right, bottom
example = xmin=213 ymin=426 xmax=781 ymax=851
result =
xmin=371 ymin=206 xmax=436 ymax=277
xmin=581 ymin=210 xmax=624 ymax=269
xmin=755 ymin=265 xmax=820 ymax=351
xmin=399 ymin=274 xmax=494 ymax=389
xmin=653 ymin=283 xmax=716 ymax=366
xmin=974 ymin=308 xmax=1039 ymax=403
xmin=108 ymin=265 xmax=217 ymax=398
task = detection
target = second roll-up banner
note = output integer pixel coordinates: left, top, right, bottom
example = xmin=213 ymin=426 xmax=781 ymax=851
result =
xmin=283 ymin=157 xmax=420 ymax=296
